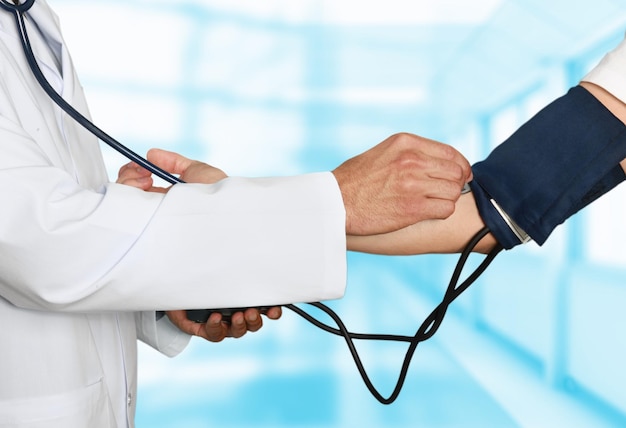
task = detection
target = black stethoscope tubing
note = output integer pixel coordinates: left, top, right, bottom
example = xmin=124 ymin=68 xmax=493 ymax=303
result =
xmin=289 ymin=227 xmax=502 ymax=404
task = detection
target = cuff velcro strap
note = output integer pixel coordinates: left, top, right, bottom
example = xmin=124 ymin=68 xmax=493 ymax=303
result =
xmin=471 ymin=85 xmax=626 ymax=249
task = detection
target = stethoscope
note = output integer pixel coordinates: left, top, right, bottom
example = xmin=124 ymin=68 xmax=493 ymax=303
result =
xmin=1 ymin=0 xmax=504 ymax=404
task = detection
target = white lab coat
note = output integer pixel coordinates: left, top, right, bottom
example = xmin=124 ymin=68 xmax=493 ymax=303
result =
xmin=0 ymin=1 xmax=346 ymax=427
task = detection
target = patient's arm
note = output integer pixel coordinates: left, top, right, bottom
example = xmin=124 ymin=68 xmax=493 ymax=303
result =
xmin=347 ymin=192 xmax=496 ymax=255
xmin=348 ymin=81 xmax=626 ymax=257
xmin=581 ymin=82 xmax=626 ymax=127
xmin=580 ymin=82 xmax=626 ymax=172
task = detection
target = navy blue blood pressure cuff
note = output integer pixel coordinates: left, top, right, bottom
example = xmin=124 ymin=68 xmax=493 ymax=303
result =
xmin=470 ymin=85 xmax=626 ymax=249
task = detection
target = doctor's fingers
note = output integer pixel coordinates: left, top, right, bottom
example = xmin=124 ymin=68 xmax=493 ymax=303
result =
xmin=417 ymin=138 xmax=473 ymax=184
xmin=164 ymin=310 xmax=245 ymax=342
xmin=374 ymin=133 xmax=472 ymax=184
xmin=147 ymin=148 xmax=193 ymax=175
xmin=117 ymin=162 xmax=149 ymax=180
xmin=229 ymin=310 xmax=263 ymax=338
xmin=204 ymin=309 xmax=275 ymax=341
xmin=209 ymin=307 xmax=283 ymax=341
xmin=179 ymin=162 xmax=227 ymax=185
xmin=116 ymin=162 xmax=154 ymax=191
xmin=335 ymin=164 xmax=466 ymax=236
xmin=164 ymin=310 xmax=216 ymax=342
xmin=421 ymin=154 xmax=473 ymax=187
xmin=203 ymin=312 xmax=249 ymax=342
xmin=382 ymin=177 xmax=463 ymax=225
xmin=147 ymin=148 xmax=227 ymax=184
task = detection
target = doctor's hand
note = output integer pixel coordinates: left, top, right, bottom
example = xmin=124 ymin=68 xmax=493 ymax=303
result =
xmin=118 ymin=149 xmax=284 ymax=342
xmin=116 ymin=161 xmax=161 ymax=192
xmin=146 ymin=148 xmax=227 ymax=185
xmin=333 ymin=133 xmax=472 ymax=236
xmin=166 ymin=308 xmax=283 ymax=342
xmin=116 ymin=148 xmax=227 ymax=192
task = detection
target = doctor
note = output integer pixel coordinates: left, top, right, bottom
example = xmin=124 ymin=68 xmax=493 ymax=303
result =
xmin=0 ymin=1 xmax=471 ymax=427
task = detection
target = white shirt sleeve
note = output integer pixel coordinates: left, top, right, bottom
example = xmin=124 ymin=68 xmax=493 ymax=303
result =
xmin=583 ymin=34 xmax=626 ymax=102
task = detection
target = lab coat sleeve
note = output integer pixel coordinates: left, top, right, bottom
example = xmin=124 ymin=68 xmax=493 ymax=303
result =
xmin=0 ymin=115 xmax=347 ymax=313
xmin=583 ymin=34 xmax=626 ymax=102
xmin=135 ymin=312 xmax=191 ymax=357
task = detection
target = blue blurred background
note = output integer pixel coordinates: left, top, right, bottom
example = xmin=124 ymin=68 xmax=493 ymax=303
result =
xmin=48 ymin=0 xmax=626 ymax=426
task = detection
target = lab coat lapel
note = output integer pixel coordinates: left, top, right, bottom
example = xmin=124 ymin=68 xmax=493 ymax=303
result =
xmin=6 ymin=4 xmax=75 ymax=177
xmin=28 ymin=2 xmax=109 ymax=190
